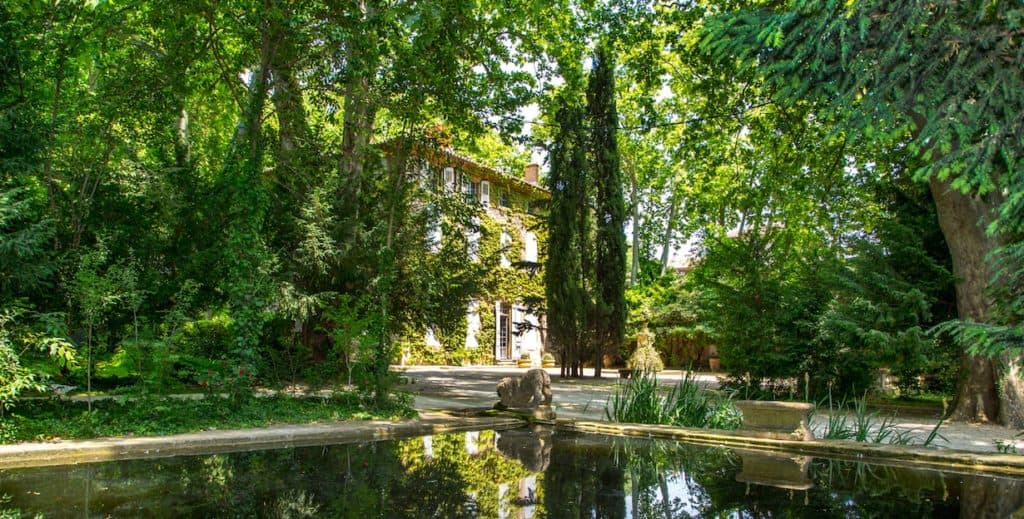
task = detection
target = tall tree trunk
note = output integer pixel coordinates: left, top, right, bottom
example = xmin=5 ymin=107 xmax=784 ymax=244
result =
xmin=174 ymin=108 xmax=191 ymax=168
xmin=660 ymin=191 xmax=679 ymax=276
xmin=337 ymin=0 xmax=378 ymax=223
xmin=269 ymin=29 xmax=314 ymax=202
xmin=629 ymin=164 xmax=640 ymax=286
xmin=929 ymin=177 xmax=1024 ymax=426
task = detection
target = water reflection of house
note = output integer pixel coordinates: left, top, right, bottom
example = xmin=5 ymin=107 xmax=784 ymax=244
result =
xmin=400 ymin=142 xmax=549 ymax=365
xmin=415 ymin=432 xmax=543 ymax=519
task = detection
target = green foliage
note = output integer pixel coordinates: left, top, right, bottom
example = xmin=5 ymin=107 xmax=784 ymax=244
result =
xmin=809 ymin=196 xmax=955 ymax=397
xmin=174 ymin=311 xmax=234 ymax=359
xmin=606 ymin=371 xmax=740 ymax=430
xmin=321 ymin=294 xmax=380 ymax=387
xmin=0 ymin=189 xmax=55 ymax=297
xmin=626 ymin=346 xmax=663 ymax=373
xmin=0 ymin=325 xmax=42 ymax=417
xmin=0 ymin=308 xmax=76 ymax=416
xmin=814 ymin=392 xmax=947 ymax=447
xmin=0 ymin=0 xmax=557 ymax=407
xmin=669 ymin=371 xmax=743 ymax=430
xmin=0 ymin=392 xmax=415 ymax=444
xmin=544 ymin=97 xmax=591 ymax=376
xmin=686 ymin=227 xmax=832 ymax=392
xmin=589 ymin=44 xmax=628 ymax=375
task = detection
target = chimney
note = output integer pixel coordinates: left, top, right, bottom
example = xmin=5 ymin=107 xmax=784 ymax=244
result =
xmin=524 ymin=163 xmax=539 ymax=185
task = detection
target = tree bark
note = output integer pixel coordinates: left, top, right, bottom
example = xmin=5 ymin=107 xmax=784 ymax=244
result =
xmin=269 ymin=29 xmax=314 ymax=202
xmin=928 ymin=177 xmax=1024 ymax=425
xmin=629 ymin=164 xmax=639 ymax=286
xmin=337 ymin=0 xmax=379 ymax=221
xmin=660 ymin=190 xmax=679 ymax=277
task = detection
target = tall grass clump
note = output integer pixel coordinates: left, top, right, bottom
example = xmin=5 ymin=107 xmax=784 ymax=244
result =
xmin=814 ymin=391 xmax=946 ymax=447
xmin=605 ymin=371 xmax=740 ymax=430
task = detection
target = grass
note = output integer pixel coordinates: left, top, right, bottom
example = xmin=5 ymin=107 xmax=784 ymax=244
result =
xmin=605 ymin=370 xmax=741 ymax=430
xmin=0 ymin=391 xmax=415 ymax=444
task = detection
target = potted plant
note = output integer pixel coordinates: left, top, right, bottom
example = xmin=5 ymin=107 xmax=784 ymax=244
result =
xmin=541 ymin=352 xmax=556 ymax=368
xmin=708 ymin=352 xmax=721 ymax=372
xmin=517 ymin=352 xmax=532 ymax=368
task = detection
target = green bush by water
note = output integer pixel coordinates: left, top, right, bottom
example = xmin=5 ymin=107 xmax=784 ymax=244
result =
xmin=605 ymin=371 xmax=740 ymax=430
xmin=0 ymin=391 xmax=415 ymax=444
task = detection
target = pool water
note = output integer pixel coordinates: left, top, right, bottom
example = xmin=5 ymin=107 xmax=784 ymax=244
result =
xmin=2 ymin=427 xmax=1022 ymax=517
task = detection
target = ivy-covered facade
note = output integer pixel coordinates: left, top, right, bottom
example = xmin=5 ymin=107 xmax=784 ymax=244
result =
xmin=396 ymin=143 xmax=549 ymax=366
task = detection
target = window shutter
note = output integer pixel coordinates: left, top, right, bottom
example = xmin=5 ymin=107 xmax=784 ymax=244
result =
xmin=479 ymin=181 xmax=490 ymax=206
xmin=443 ymin=167 xmax=455 ymax=192
xmin=500 ymin=231 xmax=511 ymax=268
xmin=523 ymin=231 xmax=537 ymax=262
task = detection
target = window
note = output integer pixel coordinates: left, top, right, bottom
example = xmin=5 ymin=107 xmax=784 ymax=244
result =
xmin=500 ymin=189 xmax=511 ymax=208
xmin=463 ymin=178 xmax=478 ymax=204
xmin=442 ymin=167 xmax=455 ymax=192
xmin=479 ymin=181 xmax=491 ymax=206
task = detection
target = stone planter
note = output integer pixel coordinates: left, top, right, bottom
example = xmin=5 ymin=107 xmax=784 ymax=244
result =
xmin=542 ymin=359 xmax=556 ymax=368
xmin=517 ymin=358 xmax=532 ymax=368
xmin=734 ymin=400 xmax=815 ymax=441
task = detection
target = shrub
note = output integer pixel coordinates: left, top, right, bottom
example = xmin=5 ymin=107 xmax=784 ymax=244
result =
xmin=173 ymin=312 xmax=233 ymax=358
xmin=627 ymin=345 xmax=664 ymax=372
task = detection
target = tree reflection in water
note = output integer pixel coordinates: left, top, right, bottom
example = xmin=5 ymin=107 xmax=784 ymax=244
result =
xmin=1 ymin=429 xmax=1022 ymax=517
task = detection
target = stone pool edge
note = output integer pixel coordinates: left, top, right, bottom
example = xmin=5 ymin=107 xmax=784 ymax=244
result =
xmin=555 ymin=419 xmax=1024 ymax=477
xmin=5 ymin=411 xmax=1023 ymax=477
xmin=0 ymin=412 xmax=521 ymax=470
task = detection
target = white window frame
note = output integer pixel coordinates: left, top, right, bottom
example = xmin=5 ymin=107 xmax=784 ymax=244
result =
xmin=479 ymin=180 xmax=490 ymax=206
xmin=443 ymin=167 xmax=455 ymax=192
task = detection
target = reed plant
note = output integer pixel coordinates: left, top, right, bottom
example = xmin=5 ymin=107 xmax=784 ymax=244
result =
xmin=814 ymin=391 xmax=945 ymax=447
xmin=605 ymin=370 xmax=741 ymax=430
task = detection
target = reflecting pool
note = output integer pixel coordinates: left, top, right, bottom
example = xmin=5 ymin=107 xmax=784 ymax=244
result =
xmin=2 ymin=427 xmax=1023 ymax=517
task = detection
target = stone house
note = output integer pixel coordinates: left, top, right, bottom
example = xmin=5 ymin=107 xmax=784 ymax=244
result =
xmin=398 ymin=142 xmax=550 ymax=365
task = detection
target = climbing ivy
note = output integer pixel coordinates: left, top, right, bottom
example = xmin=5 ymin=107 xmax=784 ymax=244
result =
xmin=399 ymin=199 xmax=547 ymax=365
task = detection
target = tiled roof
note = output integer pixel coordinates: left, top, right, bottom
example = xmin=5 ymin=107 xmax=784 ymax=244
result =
xmin=383 ymin=137 xmax=549 ymax=199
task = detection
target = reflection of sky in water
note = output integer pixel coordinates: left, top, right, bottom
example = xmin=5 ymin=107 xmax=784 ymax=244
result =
xmin=624 ymin=471 xmax=702 ymax=518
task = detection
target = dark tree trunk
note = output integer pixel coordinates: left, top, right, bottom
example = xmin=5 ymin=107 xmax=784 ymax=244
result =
xmin=269 ymin=30 xmax=314 ymax=202
xmin=929 ymin=177 xmax=1024 ymax=426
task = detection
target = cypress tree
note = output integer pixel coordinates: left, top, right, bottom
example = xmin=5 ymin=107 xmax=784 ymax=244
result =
xmin=588 ymin=44 xmax=627 ymax=378
xmin=545 ymin=98 xmax=589 ymax=377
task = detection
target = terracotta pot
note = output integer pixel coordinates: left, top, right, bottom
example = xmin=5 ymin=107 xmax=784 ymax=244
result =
xmin=709 ymin=357 xmax=721 ymax=372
